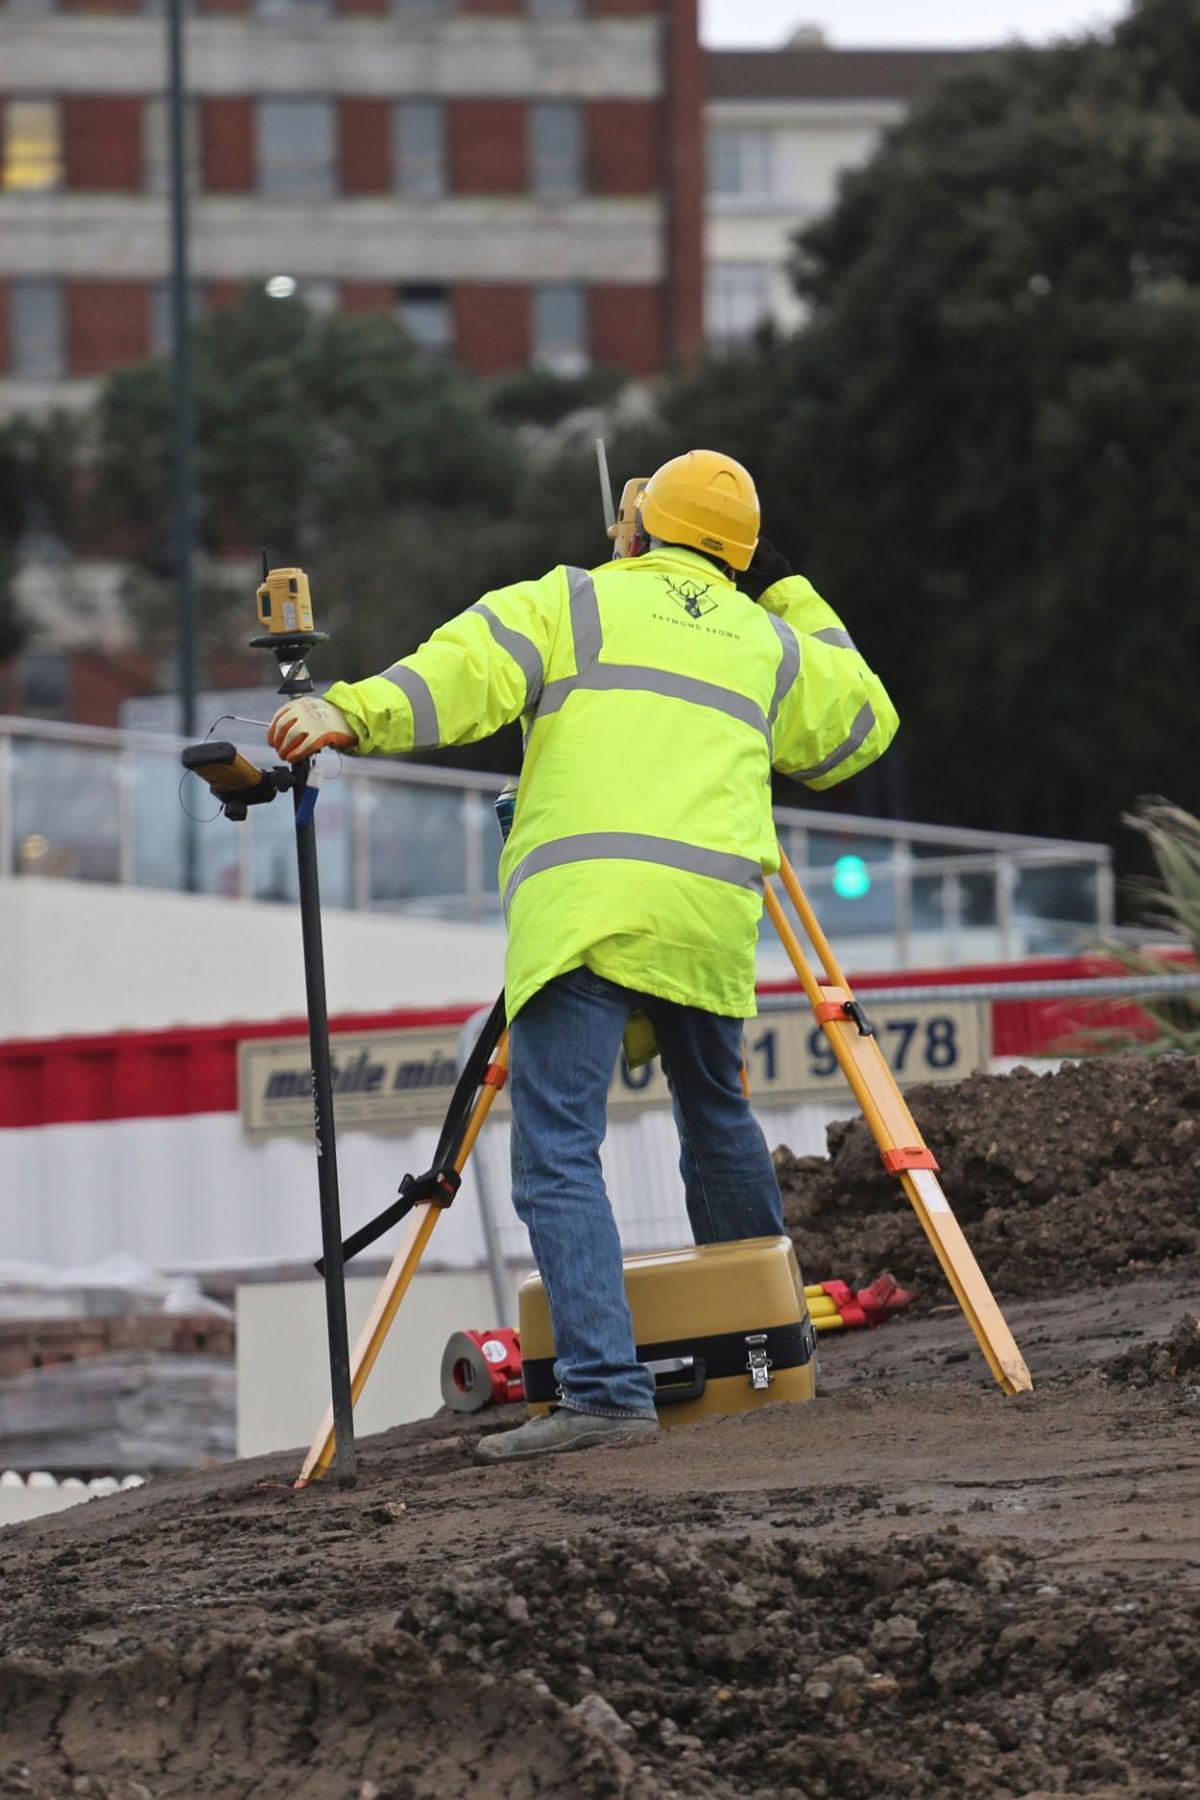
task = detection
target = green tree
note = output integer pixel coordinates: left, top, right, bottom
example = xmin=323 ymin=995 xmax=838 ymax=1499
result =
xmin=93 ymin=288 xmax=522 ymax=652
xmin=0 ymin=411 xmax=80 ymax=663
xmin=642 ymin=0 xmax=1200 ymax=843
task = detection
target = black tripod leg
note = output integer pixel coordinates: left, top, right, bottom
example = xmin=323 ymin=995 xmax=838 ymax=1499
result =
xmin=293 ymin=764 xmax=356 ymax=1487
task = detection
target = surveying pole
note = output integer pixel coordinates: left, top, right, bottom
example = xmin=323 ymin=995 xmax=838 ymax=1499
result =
xmin=180 ymin=561 xmax=357 ymax=1487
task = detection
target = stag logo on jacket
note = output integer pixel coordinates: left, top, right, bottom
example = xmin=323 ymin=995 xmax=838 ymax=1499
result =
xmin=660 ymin=575 xmax=718 ymax=620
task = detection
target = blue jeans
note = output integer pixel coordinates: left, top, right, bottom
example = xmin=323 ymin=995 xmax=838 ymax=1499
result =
xmin=509 ymin=967 xmax=785 ymax=1418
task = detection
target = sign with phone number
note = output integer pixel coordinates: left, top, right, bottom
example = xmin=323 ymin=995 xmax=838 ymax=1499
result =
xmin=239 ymin=999 xmax=989 ymax=1139
xmin=606 ymin=998 xmax=990 ymax=1115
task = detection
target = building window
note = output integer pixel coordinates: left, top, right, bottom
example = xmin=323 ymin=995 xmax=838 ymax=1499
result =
xmin=143 ymin=98 xmax=199 ymax=197
xmin=2 ymin=101 xmax=62 ymax=194
xmin=398 ymin=285 xmax=452 ymax=354
xmin=530 ymin=101 xmax=582 ymax=199
xmin=705 ymin=262 xmax=774 ymax=346
xmin=11 ymin=280 xmax=65 ymax=380
xmin=533 ymin=282 xmax=586 ymax=374
xmin=255 ymin=0 xmax=330 ymax=16
xmin=19 ymin=651 xmax=70 ymax=717
xmin=151 ymin=281 xmax=204 ymax=357
xmin=394 ymin=0 xmax=448 ymax=13
xmin=708 ymin=127 xmax=773 ymax=202
xmin=393 ymin=100 xmax=445 ymax=198
xmin=257 ymin=99 xmax=336 ymax=197
xmin=530 ymin=0 xmax=585 ymax=15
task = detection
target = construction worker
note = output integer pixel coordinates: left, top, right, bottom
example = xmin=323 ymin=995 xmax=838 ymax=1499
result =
xmin=268 ymin=450 xmax=898 ymax=1464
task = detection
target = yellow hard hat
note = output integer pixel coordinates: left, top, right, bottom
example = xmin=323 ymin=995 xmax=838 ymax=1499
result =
xmin=638 ymin=449 xmax=761 ymax=572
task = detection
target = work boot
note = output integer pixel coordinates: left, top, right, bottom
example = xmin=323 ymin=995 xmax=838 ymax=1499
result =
xmin=473 ymin=1408 xmax=659 ymax=1466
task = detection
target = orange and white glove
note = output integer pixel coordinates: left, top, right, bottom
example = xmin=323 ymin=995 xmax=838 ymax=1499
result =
xmin=267 ymin=696 xmax=356 ymax=763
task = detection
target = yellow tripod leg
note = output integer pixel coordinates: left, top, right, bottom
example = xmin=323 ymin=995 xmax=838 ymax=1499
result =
xmin=766 ymin=860 xmax=1032 ymax=1396
xmin=295 ymin=1031 xmax=511 ymax=1486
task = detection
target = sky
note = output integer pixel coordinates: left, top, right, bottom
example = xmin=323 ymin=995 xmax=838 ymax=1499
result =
xmin=700 ymin=0 xmax=1130 ymax=48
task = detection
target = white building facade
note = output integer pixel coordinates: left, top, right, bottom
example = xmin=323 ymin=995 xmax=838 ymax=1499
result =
xmin=704 ymin=47 xmax=981 ymax=346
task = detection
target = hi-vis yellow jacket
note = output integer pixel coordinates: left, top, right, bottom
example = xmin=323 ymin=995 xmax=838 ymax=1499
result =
xmin=325 ymin=548 xmax=898 ymax=1022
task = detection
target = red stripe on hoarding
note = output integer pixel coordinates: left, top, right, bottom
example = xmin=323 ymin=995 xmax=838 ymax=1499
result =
xmin=0 ymin=956 xmax=1187 ymax=1131
xmin=0 ymin=1006 xmax=479 ymax=1131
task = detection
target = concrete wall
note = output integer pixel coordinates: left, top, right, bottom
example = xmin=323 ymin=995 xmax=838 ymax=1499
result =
xmin=0 ymin=876 xmax=505 ymax=1037
xmin=0 ymin=16 xmax=664 ymax=99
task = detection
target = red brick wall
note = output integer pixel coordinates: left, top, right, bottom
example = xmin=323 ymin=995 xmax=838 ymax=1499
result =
xmin=453 ymin=285 xmax=530 ymax=374
xmin=339 ymin=98 xmax=391 ymax=193
xmin=341 ymin=283 xmax=394 ymax=313
xmin=200 ymin=98 xmax=256 ymax=193
xmin=66 ymin=282 xmax=152 ymax=377
xmin=591 ymin=284 xmax=665 ymax=376
xmin=663 ymin=0 xmax=703 ymax=360
xmin=460 ymin=0 xmax=524 ymax=12
xmin=196 ymin=0 xmax=252 ymax=12
xmin=336 ymin=0 xmax=389 ymax=11
xmin=62 ymin=97 xmax=144 ymax=192
xmin=0 ymin=283 xmax=10 ymax=377
xmin=205 ymin=281 xmax=246 ymax=311
xmin=58 ymin=0 xmax=141 ymax=11
xmin=588 ymin=0 xmax=662 ymax=13
xmin=585 ymin=100 xmax=660 ymax=194
xmin=448 ymin=100 xmax=527 ymax=193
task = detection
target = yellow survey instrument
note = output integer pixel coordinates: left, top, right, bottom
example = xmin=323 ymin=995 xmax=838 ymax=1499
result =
xmin=255 ymin=565 xmax=315 ymax=639
xmin=766 ymin=852 xmax=1032 ymax=1396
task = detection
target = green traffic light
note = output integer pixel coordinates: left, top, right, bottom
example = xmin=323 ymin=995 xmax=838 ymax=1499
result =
xmin=832 ymin=854 xmax=871 ymax=900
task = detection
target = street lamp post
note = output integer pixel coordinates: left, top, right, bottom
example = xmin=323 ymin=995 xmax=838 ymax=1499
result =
xmin=166 ymin=0 xmax=199 ymax=891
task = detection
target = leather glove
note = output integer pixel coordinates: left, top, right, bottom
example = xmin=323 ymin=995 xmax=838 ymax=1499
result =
xmin=738 ymin=536 xmax=793 ymax=603
xmin=267 ymin=696 xmax=356 ymax=763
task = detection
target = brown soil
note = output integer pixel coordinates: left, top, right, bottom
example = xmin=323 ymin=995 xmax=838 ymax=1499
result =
xmin=3 ymin=1058 xmax=1200 ymax=1798
xmin=777 ymin=1053 xmax=1200 ymax=1298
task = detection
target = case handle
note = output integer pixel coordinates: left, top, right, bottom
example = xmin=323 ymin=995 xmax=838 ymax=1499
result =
xmin=646 ymin=1355 xmax=707 ymax=1405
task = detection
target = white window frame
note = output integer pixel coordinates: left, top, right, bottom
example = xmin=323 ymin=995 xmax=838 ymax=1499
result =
xmin=533 ymin=282 xmax=588 ymax=375
xmin=530 ymin=101 xmax=583 ymax=200
xmin=257 ymin=98 xmax=336 ymax=198
xmin=393 ymin=99 xmax=446 ymax=199
xmin=2 ymin=99 xmax=62 ymax=195
xmin=11 ymin=279 xmax=66 ymax=382
xmin=705 ymin=261 xmax=774 ymax=347
xmin=707 ymin=126 xmax=774 ymax=204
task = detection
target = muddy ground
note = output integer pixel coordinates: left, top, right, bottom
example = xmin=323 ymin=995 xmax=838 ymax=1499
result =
xmin=2 ymin=1059 xmax=1200 ymax=1798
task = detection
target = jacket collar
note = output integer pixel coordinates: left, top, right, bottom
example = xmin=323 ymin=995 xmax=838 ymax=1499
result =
xmin=617 ymin=546 xmax=737 ymax=589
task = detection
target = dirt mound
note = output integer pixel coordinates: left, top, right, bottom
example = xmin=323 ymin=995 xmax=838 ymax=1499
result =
xmin=5 ymin=1530 xmax=1199 ymax=1799
xmin=0 ymin=1627 xmax=667 ymax=1800
xmin=394 ymin=1531 xmax=1200 ymax=1799
xmin=776 ymin=1054 xmax=1200 ymax=1297
xmin=1104 ymin=1313 xmax=1200 ymax=1388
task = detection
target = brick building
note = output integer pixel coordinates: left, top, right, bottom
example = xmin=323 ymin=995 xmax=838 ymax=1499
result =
xmin=0 ymin=0 xmax=704 ymax=410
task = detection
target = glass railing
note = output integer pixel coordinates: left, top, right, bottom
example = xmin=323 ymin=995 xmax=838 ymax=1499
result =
xmin=0 ymin=715 xmax=1115 ymax=965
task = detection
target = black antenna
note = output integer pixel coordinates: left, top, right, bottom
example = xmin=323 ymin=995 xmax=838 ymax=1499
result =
xmin=261 ymin=546 xmax=270 ymax=581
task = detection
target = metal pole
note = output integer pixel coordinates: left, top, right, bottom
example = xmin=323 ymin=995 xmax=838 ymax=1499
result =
xmin=166 ymin=0 xmax=199 ymax=891
xmin=293 ymin=766 xmax=356 ymax=1488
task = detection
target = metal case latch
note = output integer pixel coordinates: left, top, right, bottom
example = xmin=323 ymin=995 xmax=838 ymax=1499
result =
xmin=745 ymin=1333 xmax=772 ymax=1391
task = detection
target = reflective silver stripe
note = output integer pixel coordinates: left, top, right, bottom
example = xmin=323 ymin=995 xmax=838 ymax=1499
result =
xmin=503 ymin=831 xmax=764 ymax=915
xmin=470 ymin=602 xmax=544 ymax=713
xmin=784 ymin=701 xmax=877 ymax=782
xmin=812 ymin=627 xmax=857 ymax=650
xmin=566 ymin=565 xmax=602 ymax=673
xmin=380 ymin=662 xmax=440 ymax=750
xmin=767 ymin=614 xmax=801 ymax=729
xmin=536 ymin=664 xmax=769 ymax=743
